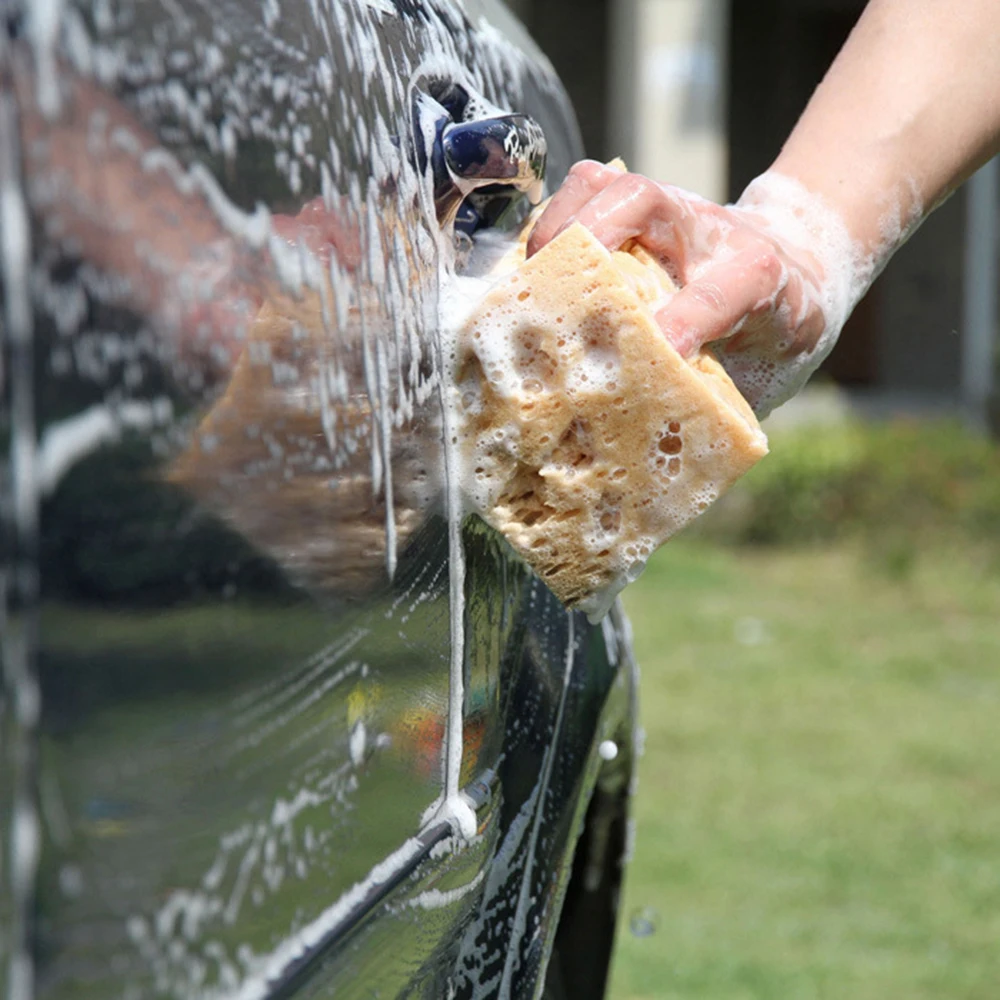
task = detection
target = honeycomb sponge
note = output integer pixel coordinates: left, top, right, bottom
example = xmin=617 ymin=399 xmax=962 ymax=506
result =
xmin=455 ymin=221 xmax=768 ymax=619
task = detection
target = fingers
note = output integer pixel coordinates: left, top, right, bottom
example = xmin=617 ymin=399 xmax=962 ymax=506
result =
xmin=654 ymin=247 xmax=785 ymax=357
xmin=527 ymin=164 xmax=828 ymax=386
xmin=526 ymin=160 xmax=623 ymax=257
xmin=572 ymin=174 xmax=719 ymax=274
xmin=530 ymin=168 xmax=716 ymax=281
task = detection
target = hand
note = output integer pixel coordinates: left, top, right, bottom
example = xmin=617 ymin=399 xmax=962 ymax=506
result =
xmin=527 ymin=160 xmax=859 ymax=415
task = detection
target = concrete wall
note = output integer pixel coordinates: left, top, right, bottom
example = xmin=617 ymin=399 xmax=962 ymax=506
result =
xmin=609 ymin=0 xmax=728 ymax=200
xmin=877 ymin=201 xmax=965 ymax=396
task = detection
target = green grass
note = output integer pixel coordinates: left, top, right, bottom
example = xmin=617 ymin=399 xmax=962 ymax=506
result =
xmin=608 ymin=539 xmax=1000 ymax=1000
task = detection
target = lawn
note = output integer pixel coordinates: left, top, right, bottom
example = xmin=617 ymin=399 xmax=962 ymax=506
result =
xmin=607 ymin=539 xmax=1000 ymax=1000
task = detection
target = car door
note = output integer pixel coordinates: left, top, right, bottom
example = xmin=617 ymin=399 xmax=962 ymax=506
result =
xmin=0 ymin=2 xmax=637 ymax=998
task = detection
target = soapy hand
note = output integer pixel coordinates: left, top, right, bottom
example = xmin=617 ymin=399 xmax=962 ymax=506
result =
xmin=528 ymin=0 xmax=1000 ymax=415
xmin=527 ymin=160 xmax=862 ymax=416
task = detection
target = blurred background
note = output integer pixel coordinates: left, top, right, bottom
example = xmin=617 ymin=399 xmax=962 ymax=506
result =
xmin=508 ymin=1 xmax=1000 ymax=997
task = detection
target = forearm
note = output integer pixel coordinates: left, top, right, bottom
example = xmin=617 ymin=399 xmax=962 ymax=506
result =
xmin=517 ymin=0 xmax=1000 ymax=414
xmin=763 ymin=0 xmax=1000 ymax=267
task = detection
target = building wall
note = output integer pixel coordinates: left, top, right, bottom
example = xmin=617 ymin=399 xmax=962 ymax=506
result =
xmin=623 ymin=0 xmax=728 ymax=201
xmin=877 ymin=202 xmax=965 ymax=396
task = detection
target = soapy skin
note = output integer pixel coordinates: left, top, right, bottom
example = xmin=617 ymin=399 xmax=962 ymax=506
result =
xmin=529 ymin=163 xmax=843 ymax=416
xmin=529 ymin=0 xmax=1000 ymax=416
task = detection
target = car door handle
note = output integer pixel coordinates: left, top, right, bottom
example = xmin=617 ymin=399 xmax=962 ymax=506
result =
xmin=443 ymin=114 xmax=545 ymax=195
xmin=415 ymin=82 xmax=547 ymax=231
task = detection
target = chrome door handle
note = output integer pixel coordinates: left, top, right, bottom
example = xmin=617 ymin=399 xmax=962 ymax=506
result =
xmin=414 ymin=82 xmax=547 ymax=231
xmin=442 ymin=114 xmax=546 ymax=196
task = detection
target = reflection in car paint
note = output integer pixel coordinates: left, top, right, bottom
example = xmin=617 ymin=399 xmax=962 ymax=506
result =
xmin=1 ymin=32 xmax=42 ymax=1000
xmin=2 ymin=2 xmax=635 ymax=999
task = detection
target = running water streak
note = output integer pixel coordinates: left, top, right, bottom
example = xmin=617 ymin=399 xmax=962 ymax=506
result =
xmin=497 ymin=614 xmax=576 ymax=1000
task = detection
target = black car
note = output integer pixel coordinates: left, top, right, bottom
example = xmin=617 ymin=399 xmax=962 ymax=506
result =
xmin=0 ymin=2 xmax=638 ymax=997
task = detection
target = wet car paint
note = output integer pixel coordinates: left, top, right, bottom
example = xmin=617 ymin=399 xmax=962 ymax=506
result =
xmin=0 ymin=2 xmax=638 ymax=998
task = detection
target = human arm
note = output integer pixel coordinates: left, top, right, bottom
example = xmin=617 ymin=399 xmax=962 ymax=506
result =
xmin=528 ymin=0 xmax=1000 ymax=414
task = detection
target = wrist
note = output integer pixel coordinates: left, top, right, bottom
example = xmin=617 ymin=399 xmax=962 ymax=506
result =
xmin=768 ymin=142 xmax=925 ymax=273
xmin=734 ymin=170 xmax=871 ymax=343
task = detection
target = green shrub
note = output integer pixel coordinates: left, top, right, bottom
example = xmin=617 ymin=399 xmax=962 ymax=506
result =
xmin=698 ymin=418 xmax=1000 ymax=555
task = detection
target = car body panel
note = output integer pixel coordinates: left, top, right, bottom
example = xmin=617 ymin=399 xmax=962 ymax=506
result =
xmin=0 ymin=3 xmax=636 ymax=998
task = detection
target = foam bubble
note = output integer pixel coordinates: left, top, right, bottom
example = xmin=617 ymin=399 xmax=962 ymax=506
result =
xmin=731 ymin=169 xmax=923 ymax=416
xmin=445 ymin=220 xmax=767 ymax=617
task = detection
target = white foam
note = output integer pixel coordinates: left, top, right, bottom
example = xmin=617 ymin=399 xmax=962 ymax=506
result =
xmin=433 ymin=226 xmax=520 ymax=853
xmin=223 ymin=834 xmax=427 ymax=1000
xmin=27 ymin=0 xmax=65 ymax=117
xmin=448 ymin=233 xmax=763 ymax=619
xmin=348 ymin=720 xmax=367 ymax=767
xmin=729 ymin=172 xmax=863 ymax=414
xmin=732 ymin=170 xmax=923 ymax=415
xmin=407 ymin=869 xmax=485 ymax=912
xmin=36 ymin=398 xmax=174 ymax=495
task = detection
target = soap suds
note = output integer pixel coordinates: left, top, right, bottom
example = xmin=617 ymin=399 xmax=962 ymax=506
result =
xmin=449 ymin=223 xmax=767 ymax=619
xmin=18 ymin=2 xmax=589 ymax=997
xmin=732 ymin=169 xmax=924 ymax=415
